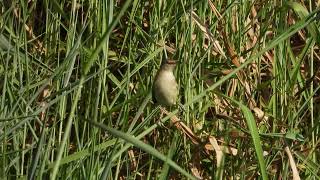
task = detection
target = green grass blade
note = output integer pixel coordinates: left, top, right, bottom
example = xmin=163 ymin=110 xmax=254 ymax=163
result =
xmin=85 ymin=120 xmax=197 ymax=180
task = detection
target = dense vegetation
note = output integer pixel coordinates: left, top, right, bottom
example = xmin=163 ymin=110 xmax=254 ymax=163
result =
xmin=1 ymin=0 xmax=319 ymax=179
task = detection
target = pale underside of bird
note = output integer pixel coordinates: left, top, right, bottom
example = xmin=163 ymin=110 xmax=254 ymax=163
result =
xmin=152 ymin=60 xmax=178 ymax=107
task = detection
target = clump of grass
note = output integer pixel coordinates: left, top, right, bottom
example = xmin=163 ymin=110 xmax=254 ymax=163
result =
xmin=0 ymin=0 xmax=319 ymax=179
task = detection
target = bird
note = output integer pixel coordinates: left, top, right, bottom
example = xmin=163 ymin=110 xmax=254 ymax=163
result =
xmin=152 ymin=59 xmax=178 ymax=107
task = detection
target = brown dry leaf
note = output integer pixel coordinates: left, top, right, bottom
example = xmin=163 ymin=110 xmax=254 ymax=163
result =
xmin=208 ymin=136 xmax=224 ymax=168
xmin=12 ymin=4 xmax=47 ymax=54
xmin=221 ymin=69 xmax=233 ymax=75
xmin=227 ymin=79 xmax=238 ymax=97
xmin=190 ymin=11 xmax=226 ymax=58
xmin=231 ymin=9 xmax=237 ymax=33
xmin=190 ymin=150 xmax=203 ymax=180
xmin=246 ymin=5 xmax=259 ymax=48
xmin=208 ymin=0 xmax=222 ymax=20
xmin=190 ymin=166 xmax=203 ymax=180
xmin=128 ymin=149 xmax=137 ymax=170
xmin=285 ymin=146 xmax=301 ymax=180
xmin=160 ymin=107 xmax=200 ymax=145
xmin=156 ymin=42 xmax=176 ymax=54
xmin=222 ymin=33 xmax=240 ymax=68
xmin=38 ymin=85 xmax=51 ymax=121
xmin=221 ymin=29 xmax=258 ymax=108
xmin=25 ymin=24 xmax=46 ymax=54
xmin=203 ymin=42 xmax=218 ymax=56
xmin=253 ymin=107 xmax=268 ymax=121
xmin=263 ymin=51 xmax=274 ymax=67
xmin=204 ymin=142 xmax=238 ymax=156
xmin=222 ymin=145 xmax=238 ymax=155
xmin=159 ymin=107 xmax=238 ymax=173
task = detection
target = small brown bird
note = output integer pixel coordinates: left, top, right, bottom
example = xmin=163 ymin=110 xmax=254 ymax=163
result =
xmin=152 ymin=59 xmax=178 ymax=107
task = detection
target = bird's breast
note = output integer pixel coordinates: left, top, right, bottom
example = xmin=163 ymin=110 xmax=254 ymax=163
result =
xmin=154 ymin=71 xmax=178 ymax=106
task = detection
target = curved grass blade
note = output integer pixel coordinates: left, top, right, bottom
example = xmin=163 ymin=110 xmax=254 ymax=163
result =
xmin=85 ymin=119 xmax=197 ymax=180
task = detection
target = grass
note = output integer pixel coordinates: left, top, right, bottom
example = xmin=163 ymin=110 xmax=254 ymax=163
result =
xmin=1 ymin=0 xmax=320 ymax=179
